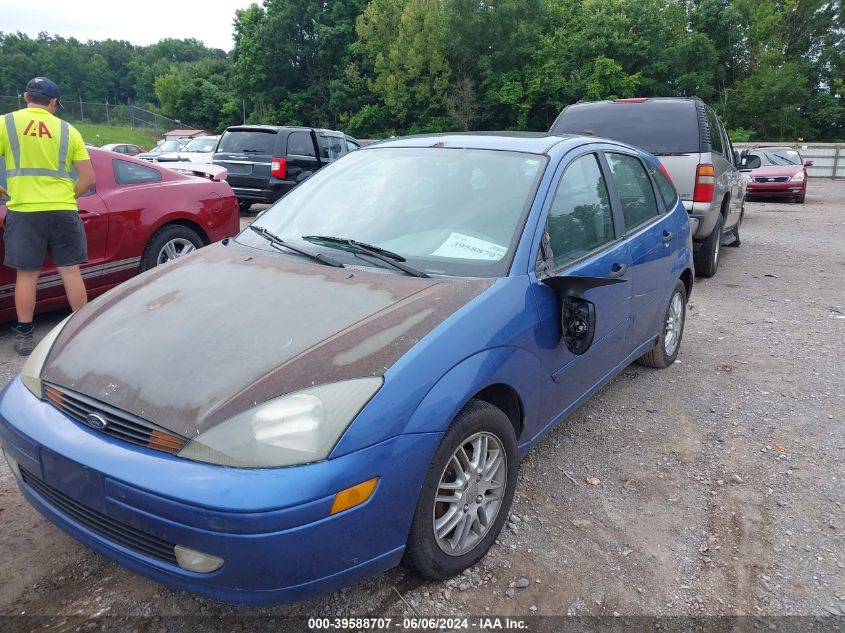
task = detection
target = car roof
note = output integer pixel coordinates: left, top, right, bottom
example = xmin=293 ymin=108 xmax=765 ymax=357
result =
xmin=364 ymin=132 xmax=587 ymax=155
xmin=222 ymin=125 xmax=345 ymax=135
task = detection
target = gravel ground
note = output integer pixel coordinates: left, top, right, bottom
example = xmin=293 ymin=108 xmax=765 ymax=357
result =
xmin=0 ymin=181 xmax=843 ymax=627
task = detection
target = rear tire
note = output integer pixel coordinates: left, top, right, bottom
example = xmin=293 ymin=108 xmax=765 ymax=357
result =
xmin=239 ymin=200 xmax=253 ymax=213
xmin=141 ymin=224 xmax=204 ymax=272
xmin=637 ymin=280 xmax=686 ymax=369
xmin=693 ymin=213 xmax=723 ymax=277
xmin=403 ymin=400 xmax=517 ymax=580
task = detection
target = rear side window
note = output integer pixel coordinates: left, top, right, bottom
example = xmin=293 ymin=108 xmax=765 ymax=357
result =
xmin=605 ymin=153 xmax=659 ymax=231
xmin=648 ymin=163 xmax=679 ymax=209
xmin=551 ymin=101 xmax=701 ymax=155
xmin=217 ymin=130 xmax=276 ymax=154
xmin=113 ymin=160 xmax=161 ymax=185
xmin=546 ymin=153 xmax=615 ymax=268
xmin=706 ymin=109 xmax=724 ymax=156
xmin=287 ymin=132 xmax=316 ymax=157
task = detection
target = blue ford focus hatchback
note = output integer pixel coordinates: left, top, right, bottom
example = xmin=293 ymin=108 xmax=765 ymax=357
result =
xmin=0 ymin=134 xmax=693 ymax=605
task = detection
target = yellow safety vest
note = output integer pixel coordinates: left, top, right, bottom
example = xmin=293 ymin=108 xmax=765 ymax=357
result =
xmin=0 ymin=108 xmax=87 ymax=212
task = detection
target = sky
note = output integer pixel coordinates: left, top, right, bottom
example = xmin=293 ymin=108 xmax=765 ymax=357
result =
xmin=3 ymin=0 xmax=258 ymax=51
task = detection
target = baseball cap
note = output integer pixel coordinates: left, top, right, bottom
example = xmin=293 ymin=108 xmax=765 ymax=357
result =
xmin=25 ymin=77 xmax=62 ymax=107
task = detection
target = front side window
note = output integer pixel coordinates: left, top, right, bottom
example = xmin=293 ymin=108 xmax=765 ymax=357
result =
xmin=605 ymin=153 xmax=659 ymax=231
xmin=545 ymin=153 xmax=614 ymax=269
xmin=113 ymin=160 xmax=162 ymax=185
xmin=238 ymin=147 xmax=547 ymax=278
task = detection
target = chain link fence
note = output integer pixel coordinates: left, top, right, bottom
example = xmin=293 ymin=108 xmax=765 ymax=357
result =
xmin=0 ymin=95 xmax=189 ymax=134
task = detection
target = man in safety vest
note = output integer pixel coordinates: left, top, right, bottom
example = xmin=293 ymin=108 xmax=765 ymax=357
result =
xmin=0 ymin=77 xmax=94 ymax=356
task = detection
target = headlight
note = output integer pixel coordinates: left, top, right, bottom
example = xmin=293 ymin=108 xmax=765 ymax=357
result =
xmin=789 ymin=172 xmax=805 ymax=182
xmin=20 ymin=316 xmax=72 ymax=398
xmin=178 ymin=377 xmax=383 ymax=468
xmin=741 ymin=173 xmax=752 ymax=183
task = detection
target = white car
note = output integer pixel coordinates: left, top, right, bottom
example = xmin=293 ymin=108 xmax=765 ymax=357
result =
xmin=155 ymin=136 xmax=220 ymax=164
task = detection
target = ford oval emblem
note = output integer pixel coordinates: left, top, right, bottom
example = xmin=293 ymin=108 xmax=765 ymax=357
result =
xmin=85 ymin=413 xmax=108 ymax=430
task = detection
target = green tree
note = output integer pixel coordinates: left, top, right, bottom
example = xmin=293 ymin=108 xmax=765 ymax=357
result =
xmin=585 ymin=56 xmax=640 ymax=100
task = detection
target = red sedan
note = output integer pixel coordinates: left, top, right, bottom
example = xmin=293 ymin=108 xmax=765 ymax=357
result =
xmin=740 ymin=146 xmax=812 ymax=203
xmin=0 ymin=148 xmax=239 ymax=321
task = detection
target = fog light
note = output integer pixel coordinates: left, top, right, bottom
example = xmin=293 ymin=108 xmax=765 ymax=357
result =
xmin=1 ymin=448 xmax=21 ymax=478
xmin=330 ymin=477 xmax=379 ymax=515
xmin=174 ymin=545 xmax=224 ymax=573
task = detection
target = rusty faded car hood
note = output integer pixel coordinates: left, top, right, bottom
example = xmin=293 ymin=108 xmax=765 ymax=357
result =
xmin=42 ymin=242 xmax=493 ymax=437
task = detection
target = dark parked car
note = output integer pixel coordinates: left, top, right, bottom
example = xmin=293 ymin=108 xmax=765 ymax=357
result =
xmin=1 ymin=133 xmax=693 ymax=605
xmin=740 ymin=146 xmax=811 ymax=203
xmin=550 ymin=97 xmax=745 ymax=277
xmin=0 ymin=149 xmax=240 ymax=321
xmin=213 ymin=125 xmax=354 ymax=212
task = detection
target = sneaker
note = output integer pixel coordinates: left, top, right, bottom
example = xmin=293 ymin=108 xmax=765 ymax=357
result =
xmin=12 ymin=326 xmax=34 ymax=356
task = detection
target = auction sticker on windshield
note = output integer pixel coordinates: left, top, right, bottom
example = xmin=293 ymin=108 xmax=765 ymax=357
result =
xmin=431 ymin=233 xmax=507 ymax=261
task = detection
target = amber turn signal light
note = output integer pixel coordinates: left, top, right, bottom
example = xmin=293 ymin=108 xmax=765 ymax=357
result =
xmin=330 ymin=477 xmax=379 ymax=515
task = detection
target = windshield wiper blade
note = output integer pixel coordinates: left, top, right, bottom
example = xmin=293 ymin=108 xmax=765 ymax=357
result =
xmin=302 ymin=235 xmax=430 ymax=278
xmin=249 ymin=226 xmax=344 ymax=268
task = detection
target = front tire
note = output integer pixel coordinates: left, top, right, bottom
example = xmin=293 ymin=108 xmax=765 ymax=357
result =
xmin=141 ymin=224 xmax=204 ymax=272
xmin=693 ymin=212 xmax=723 ymax=277
xmin=637 ymin=280 xmax=686 ymax=369
xmin=403 ymin=400 xmax=517 ymax=580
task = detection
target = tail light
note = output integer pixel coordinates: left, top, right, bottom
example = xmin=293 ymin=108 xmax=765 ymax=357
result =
xmin=271 ymin=157 xmax=286 ymax=179
xmin=693 ymin=164 xmax=715 ymax=202
xmin=613 ymin=98 xmax=649 ymax=103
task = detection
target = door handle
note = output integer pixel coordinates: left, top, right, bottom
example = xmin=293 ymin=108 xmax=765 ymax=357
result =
xmin=610 ymin=263 xmax=628 ymax=278
xmin=662 ymin=230 xmax=674 ymax=244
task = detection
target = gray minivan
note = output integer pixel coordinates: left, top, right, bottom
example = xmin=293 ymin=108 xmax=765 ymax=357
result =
xmin=550 ymin=97 xmax=745 ymax=277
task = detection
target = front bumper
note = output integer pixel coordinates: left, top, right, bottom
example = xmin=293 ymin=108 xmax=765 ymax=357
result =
xmin=746 ymin=182 xmax=805 ymax=197
xmin=0 ymin=377 xmax=440 ymax=606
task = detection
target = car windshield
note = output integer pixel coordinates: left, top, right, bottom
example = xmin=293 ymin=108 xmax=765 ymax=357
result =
xmin=185 ymin=137 xmax=217 ymax=152
xmin=237 ymin=147 xmax=547 ymax=277
xmin=156 ymin=140 xmax=184 ymax=152
xmin=749 ymin=149 xmax=802 ymax=166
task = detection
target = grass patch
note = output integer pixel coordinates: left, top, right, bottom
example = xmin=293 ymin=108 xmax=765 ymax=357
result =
xmin=73 ymin=124 xmax=161 ymax=150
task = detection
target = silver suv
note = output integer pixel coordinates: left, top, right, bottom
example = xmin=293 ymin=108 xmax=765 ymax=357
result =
xmin=550 ymin=97 xmax=745 ymax=277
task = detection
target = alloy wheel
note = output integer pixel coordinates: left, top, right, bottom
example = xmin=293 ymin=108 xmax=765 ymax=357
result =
xmin=156 ymin=238 xmax=196 ymax=265
xmin=663 ymin=291 xmax=684 ymax=356
xmin=433 ymin=431 xmax=507 ymax=556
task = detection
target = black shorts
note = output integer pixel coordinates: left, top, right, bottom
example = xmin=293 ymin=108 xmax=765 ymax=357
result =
xmin=3 ymin=210 xmax=89 ymax=270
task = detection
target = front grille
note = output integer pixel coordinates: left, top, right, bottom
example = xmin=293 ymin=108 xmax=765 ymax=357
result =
xmin=754 ymin=176 xmax=789 ymax=183
xmin=43 ymin=383 xmax=188 ymax=455
xmin=21 ymin=468 xmax=179 ymax=565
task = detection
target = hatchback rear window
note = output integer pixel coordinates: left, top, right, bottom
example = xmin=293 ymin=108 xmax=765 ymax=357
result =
xmin=217 ymin=130 xmax=276 ymax=154
xmin=551 ymin=101 xmax=701 ymax=156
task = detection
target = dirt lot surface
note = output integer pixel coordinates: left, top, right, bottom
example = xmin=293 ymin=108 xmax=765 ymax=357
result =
xmin=0 ymin=182 xmax=843 ymax=628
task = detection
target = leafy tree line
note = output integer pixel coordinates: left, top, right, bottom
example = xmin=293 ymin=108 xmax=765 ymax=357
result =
xmin=2 ymin=0 xmax=844 ymax=141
